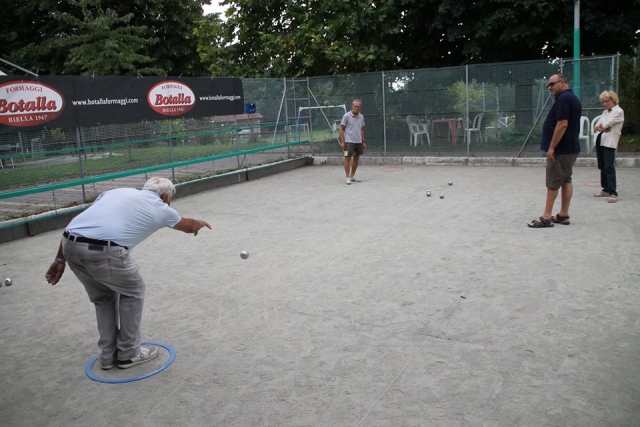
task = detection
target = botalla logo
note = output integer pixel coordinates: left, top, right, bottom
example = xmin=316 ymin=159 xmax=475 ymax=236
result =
xmin=0 ymin=81 xmax=65 ymax=127
xmin=147 ymin=80 xmax=196 ymax=116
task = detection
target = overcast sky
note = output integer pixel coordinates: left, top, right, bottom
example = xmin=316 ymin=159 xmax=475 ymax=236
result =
xmin=202 ymin=2 xmax=227 ymax=16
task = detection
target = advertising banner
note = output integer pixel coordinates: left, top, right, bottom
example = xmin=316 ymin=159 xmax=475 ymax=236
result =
xmin=0 ymin=76 xmax=244 ymax=133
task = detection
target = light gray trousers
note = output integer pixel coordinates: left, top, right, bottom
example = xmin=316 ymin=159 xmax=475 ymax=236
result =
xmin=62 ymin=238 xmax=146 ymax=365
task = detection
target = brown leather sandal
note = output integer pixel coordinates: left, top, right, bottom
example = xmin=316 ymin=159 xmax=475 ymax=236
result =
xmin=551 ymin=213 xmax=570 ymax=225
xmin=527 ymin=216 xmax=554 ymax=228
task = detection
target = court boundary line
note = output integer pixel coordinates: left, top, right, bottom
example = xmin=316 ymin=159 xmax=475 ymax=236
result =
xmin=355 ymin=292 xmax=466 ymax=426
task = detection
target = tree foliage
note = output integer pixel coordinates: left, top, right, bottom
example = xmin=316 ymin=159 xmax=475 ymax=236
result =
xmin=0 ymin=0 xmax=210 ymax=76
xmin=104 ymin=0 xmax=210 ymax=76
xmin=1 ymin=0 xmax=639 ymax=79
xmin=198 ymin=0 xmax=402 ymax=77
xmin=198 ymin=0 xmax=640 ymax=77
xmin=52 ymin=0 xmax=163 ymax=76
xmin=194 ymin=13 xmax=230 ymax=77
xmin=409 ymin=0 xmax=640 ymax=66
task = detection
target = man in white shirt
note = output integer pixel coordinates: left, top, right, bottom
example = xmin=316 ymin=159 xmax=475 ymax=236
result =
xmin=339 ymin=99 xmax=367 ymax=185
xmin=45 ymin=177 xmax=211 ymax=370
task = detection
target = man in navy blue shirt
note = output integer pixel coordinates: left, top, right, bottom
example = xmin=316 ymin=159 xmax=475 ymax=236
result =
xmin=528 ymin=74 xmax=582 ymax=228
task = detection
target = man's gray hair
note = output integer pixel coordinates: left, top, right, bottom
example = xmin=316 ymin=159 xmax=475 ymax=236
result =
xmin=143 ymin=177 xmax=176 ymax=199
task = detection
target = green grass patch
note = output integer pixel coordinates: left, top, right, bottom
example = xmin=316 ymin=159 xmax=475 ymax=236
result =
xmin=0 ymin=138 xmax=291 ymax=192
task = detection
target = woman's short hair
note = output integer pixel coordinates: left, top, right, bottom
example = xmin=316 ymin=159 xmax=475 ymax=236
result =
xmin=143 ymin=177 xmax=176 ymax=199
xmin=599 ymin=90 xmax=619 ymax=105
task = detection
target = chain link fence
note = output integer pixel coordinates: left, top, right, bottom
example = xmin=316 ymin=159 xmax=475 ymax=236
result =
xmin=0 ymin=55 xmax=621 ymax=222
xmin=293 ymin=56 xmax=619 ymax=157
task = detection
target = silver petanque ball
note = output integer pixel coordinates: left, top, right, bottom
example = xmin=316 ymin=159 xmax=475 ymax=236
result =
xmin=448 ymin=181 xmax=453 ymax=186
xmin=240 ymin=250 xmax=249 ymax=260
xmin=426 ymin=190 xmax=431 ymax=197
xmin=440 ymin=194 xmax=444 ymax=199
xmin=4 ymin=278 xmax=12 ymax=286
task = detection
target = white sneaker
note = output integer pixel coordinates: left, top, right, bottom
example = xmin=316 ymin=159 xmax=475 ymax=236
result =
xmin=101 ymin=360 xmax=116 ymax=370
xmin=350 ymin=176 xmax=361 ymax=182
xmin=118 ymin=346 xmax=159 ymax=369
xmin=345 ymin=177 xmax=352 ymax=185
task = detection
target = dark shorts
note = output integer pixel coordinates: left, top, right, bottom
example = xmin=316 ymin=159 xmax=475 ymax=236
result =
xmin=546 ymin=153 xmax=578 ymax=190
xmin=344 ymin=143 xmax=364 ymax=157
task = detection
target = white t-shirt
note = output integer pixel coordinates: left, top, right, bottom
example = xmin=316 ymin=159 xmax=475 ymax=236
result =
xmin=66 ymin=188 xmax=181 ymax=249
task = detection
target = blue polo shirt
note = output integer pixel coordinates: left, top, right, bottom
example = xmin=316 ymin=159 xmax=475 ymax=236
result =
xmin=66 ymin=188 xmax=181 ymax=249
xmin=541 ymin=89 xmax=582 ymax=154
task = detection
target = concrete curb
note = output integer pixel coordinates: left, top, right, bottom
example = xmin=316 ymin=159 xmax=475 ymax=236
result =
xmin=0 ymin=155 xmax=636 ymax=244
xmin=313 ymin=156 xmax=639 ymax=168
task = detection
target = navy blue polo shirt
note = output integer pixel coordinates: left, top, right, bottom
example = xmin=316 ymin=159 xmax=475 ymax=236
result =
xmin=541 ymin=89 xmax=582 ymax=154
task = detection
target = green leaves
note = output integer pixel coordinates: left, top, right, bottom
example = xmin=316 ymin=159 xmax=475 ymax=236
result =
xmin=0 ymin=0 xmax=208 ymax=76
xmin=1 ymin=0 xmax=638 ymax=78
xmin=196 ymin=0 xmax=640 ymax=77
xmin=51 ymin=1 xmax=162 ymax=76
xmin=197 ymin=0 xmax=403 ymax=77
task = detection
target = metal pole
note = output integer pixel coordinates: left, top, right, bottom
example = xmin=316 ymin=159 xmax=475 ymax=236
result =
xmin=305 ymin=76 xmax=311 ymax=150
xmin=234 ymin=115 xmax=243 ymax=169
xmin=573 ymin=1 xmax=581 ymax=98
xmin=17 ymin=132 xmax=23 ymax=166
xmin=284 ymin=78 xmax=290 ymax=143
xmin=168 ymin=121 xmax=176 ymax=182
xmin=465 ymin=65 xmax=470 ymax=158
xmin=75 ymin=127 xmax=86 ymax=202
xmin=0 ymin=58 xmax=38 ymax=76
xmin=381 ymin=71 xmax=387 ymax=156
xmin=272 ymin=82 xmax=287 ymax=145
xmin=615 ymin=53 xmax=620 ymax=93
xmin=516 ymin=93 xmax=553 ymax=158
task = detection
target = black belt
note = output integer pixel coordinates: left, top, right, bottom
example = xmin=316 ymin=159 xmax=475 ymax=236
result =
xmin=63 ymin=231 xmax=127 ymax=249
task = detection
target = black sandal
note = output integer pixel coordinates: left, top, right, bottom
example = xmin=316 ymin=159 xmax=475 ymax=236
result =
xmin=527 ymin=216 xmax=554 ymax=228
xmin=551 ymin=213 xmax=570 ymax=225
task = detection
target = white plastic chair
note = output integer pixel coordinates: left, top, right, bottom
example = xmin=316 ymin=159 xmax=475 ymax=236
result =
xmin=484 ymin=113 xmax=510 ymax=141
xmin=578 ymin=116 xmax=590 ymax=155
xmin=406 ymin=116 xmax=431 ymax=146
xmin=590 ymin=114 xmax=602 ymax=155
xmin=498 ymin=115 xmax=511 ymax=127
xmin=0 ymin=141 xmax=23 ymax=168
xmin=465 ymin=113 xmax=484 ymax=143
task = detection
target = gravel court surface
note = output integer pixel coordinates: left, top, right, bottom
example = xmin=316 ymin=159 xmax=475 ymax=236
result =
xmin=0 ymin=164 xmax=639 ymax=427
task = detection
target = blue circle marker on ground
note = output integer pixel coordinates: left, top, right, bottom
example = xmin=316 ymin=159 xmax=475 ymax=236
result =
xmin=85 ymin=341 xmax=176 ymax=384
